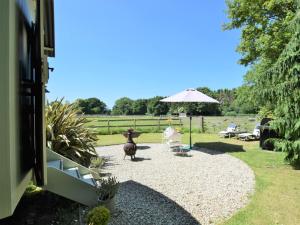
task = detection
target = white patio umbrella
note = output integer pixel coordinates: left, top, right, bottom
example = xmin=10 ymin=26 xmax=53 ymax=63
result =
xmin=160 ymin=88 xmax=219 ymax=149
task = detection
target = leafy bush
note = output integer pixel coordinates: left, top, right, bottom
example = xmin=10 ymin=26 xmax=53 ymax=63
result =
xmin=257 ymin=106 xmax=274 ymax=121
xmin=87 ymin=206 xmax=110 ymax=225
xmin=90 ymin=157 xmax=103 ymax=168
xmin=224 ymin=111 xmax=237 ymax=116
xmin=97 ymin=177 xmax=119 ymax=201
xmin=89 ymin=157 xmax=103 ymax=180
xmin=46 ymin=99 xmax=97 ymax=166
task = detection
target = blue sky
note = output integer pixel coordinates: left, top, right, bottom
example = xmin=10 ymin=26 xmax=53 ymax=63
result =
xmin=47 ymin=0 xmax=246 ymax=109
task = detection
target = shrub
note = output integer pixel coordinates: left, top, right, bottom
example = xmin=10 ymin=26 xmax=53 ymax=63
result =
xmin=90 ymin=157 xmax=103 ymax=168
xmin=88 ymin=157 xmax=103 ymax=180
xmin=46 ymin=99 xmax=97 ymax=167
xmin=97 ymin=177 xmax=119 ymax=201
xmin=224 ymin=111 xmax=237 ymax=116
xmin=87 ymin=206 xmax=110 ymax=225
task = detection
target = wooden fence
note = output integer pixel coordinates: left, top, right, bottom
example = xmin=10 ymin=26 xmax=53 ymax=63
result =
xmin=85 ymin=115 xmax=258 ymax=135
xmin=87 ymin=117 xmax=183 ymax=134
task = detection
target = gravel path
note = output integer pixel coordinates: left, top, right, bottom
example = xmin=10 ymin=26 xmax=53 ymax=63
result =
xmin=96 ymin=144 xmax=255 ymax=225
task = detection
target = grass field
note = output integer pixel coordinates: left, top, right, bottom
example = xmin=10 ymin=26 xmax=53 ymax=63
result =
xmin=85 ymin=115 xmax=258 ymax=135
xmin=96 ymin=133 xmax=300 ymax=225
xmin=85 ymin=116 xmax=182 ymax=135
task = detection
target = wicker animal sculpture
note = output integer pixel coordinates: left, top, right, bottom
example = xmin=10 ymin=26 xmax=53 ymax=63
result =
xmin=123 ymin=129 xmax=137 ymax=160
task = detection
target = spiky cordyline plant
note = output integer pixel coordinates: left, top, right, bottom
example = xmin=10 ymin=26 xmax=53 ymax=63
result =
xmin=46 ymin=99 xmax=97 ymax=166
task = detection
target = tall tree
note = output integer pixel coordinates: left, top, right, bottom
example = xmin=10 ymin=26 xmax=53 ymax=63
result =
xmin=224 ymin=0 xmax=297 ymax=66
xmin=257 ymin=9 xmax=300 ymax=166
xmin=216 ymin=88 xmax=237 ymax=114
xmin=233 ymin=85 xmax=259 ymax=114
xmin=195 ymin=87 xmax=221 ymax=115
xmin=74 ymin=98 xmax=108 ymax=115
xmin=132 ymin=99 xmax=148 ymax=115
xmin=112 ymin=97 xmax=134 ymax=115
xmin=147 ymin=96 xmax=169 ymax=116
xmin=226 ymin=0 xmax=300 ymax=166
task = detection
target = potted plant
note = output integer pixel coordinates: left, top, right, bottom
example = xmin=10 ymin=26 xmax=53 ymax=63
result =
xmin=97 ymin=177 xmax=119 ymax=212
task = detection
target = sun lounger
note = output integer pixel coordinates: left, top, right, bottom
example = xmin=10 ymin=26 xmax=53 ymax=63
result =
xmin=238 ymin=124 xmax=260 ymax=141
xmin=219 ymin=123 xmax=238 ymax=138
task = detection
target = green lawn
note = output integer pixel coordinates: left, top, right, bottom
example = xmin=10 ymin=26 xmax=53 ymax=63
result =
xmin=85 ymin=116 xmax=183 ymax=135
xmin=96 ymin=133 xmax=300 ymax=225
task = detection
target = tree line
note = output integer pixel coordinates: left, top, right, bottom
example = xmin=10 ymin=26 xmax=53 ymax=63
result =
xmin=73 ymin=86 xmax=258 ymax=116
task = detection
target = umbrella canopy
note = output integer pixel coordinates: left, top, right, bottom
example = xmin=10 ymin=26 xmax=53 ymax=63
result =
xmin=160 ymin=88 xmax=219 ymax=149
xmin=160 ymin=88 xmax=219 ymax=103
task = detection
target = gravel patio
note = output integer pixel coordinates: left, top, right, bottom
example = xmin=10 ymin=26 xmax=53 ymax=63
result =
xmin=96 ymin=143 xmax=255 ymax=225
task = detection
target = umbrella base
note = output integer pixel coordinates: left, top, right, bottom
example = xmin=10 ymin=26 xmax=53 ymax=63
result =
xmin=174 ymin=145 xmax=191 ymax=156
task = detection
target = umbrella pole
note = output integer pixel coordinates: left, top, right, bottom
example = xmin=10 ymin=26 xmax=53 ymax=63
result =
xmin=189 ymin=115 xmax=192 ymax=149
